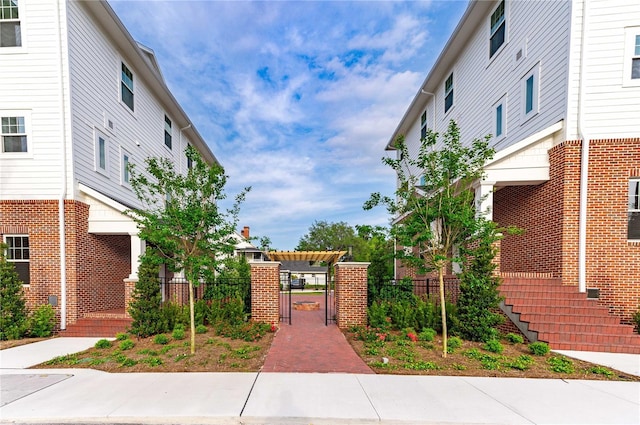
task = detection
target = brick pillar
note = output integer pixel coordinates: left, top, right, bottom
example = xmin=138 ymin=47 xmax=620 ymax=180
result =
xmin=334 ymin=262 xmax=369 ymax=329
xmin=492 ymin=238 xmax=501 ymax=276
xmin=123 ymin=278 xmax=137 ymax=318
xmin=250 ymin=262 xmax=280 ymax=324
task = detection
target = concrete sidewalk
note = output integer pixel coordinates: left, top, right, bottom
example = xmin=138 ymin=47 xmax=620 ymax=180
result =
xmin=1 ymin=338 xmax=639 ymax=424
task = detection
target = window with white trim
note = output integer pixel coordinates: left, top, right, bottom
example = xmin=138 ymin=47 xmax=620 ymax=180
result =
xmin=0 ymin=0 xmax=21 ymax=48
xmin=521 ymin=65 xmax=539 ymax=120
xmin=121 ymin=147 xmax=131 ymax=186
xmin=186 ymin=144 xmax=193 ymax=169
xmin=94 ymin=130 xmax=109 ymax=176
xmin=1 ymin=115 xmax=27 ymax=152
xmin=121 ymin=62 xmax=134 ymax=111
xmin=629 ymin=178 xmax=640 ymax=240
xmin=623 ymin=28 xmax=640 ymax=86
xmin=444 ymin=73 xmax=453 ymax=113
xmin=4 ymin=235 xmax=29 ymax=284
xmin=164 ymin=115 xmax=172 ymax=149
xmin=489 ymin=0 xmax=505 ymax=58
xmin=420 ymin=111 xmax=427 ymax=140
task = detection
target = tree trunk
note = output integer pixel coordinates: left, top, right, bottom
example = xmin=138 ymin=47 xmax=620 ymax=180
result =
xmin=188 ymin=281 xmax=196 ymax=354
xmin=439 ymin=265 xmax=448 ymax=358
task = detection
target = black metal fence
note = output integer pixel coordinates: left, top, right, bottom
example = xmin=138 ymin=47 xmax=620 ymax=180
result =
xmin=159 ymin=277 xmax=251 ymax=313
xmin=368 ymin=277 xmax=460 ymax=306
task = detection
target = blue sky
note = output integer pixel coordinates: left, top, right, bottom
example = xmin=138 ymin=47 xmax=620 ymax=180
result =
xmin=109 ymin=0 xmax=468 ymax=250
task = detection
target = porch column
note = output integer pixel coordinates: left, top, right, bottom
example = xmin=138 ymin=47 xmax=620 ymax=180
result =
xmin=128 ymin=233 xmax=145 ymax=280
xmin=475 ymin=181 xmax=496 ymax=221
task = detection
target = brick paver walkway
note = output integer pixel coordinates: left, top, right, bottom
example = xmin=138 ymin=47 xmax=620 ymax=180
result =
xmin=261 ymin=293 xmax=373 ymax=373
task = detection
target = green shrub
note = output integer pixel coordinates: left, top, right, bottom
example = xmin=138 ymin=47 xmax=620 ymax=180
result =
xmin=506 ymin=333 xmax=524 ymax=344
xmin=115 ymin=332 xmax=129 ymax=341
xmin=529 ymin=341 xmax=550 ymax=356
xmin=195 ymin=324 xmax=208 ymax=334
xmin=119 ymin=339 xmax=135 ymax=350
xmin=172 ymin=327 xmax=186 ymax=340
xmin=587 ymin=366 xmax=614 ymax=378
xmin=418 ymin=328 xmax=436 ymax=342
xmin=506 ymin=354 xmax=533 ymax=371
xmin=456 ymin=222 xmax=505 ymax=342
xmin=153 ymin=334 xmax=169 ymax=345
xmin=483 ymin=339 xmax=504 ymax=354
xmin=94 ymin=339 xmax=112 ymax=349
xmin=0 ymin=244 xmax=29 ymax=340
xmin=447 ymin=336 xmax=462 ymax=353
xmin=632 ymin=307 xmax=640 ymax=335
xmin=28 ymin=304 xmax=55 ymax=338
xmin=128 ymin=250 xmax=165 ymax=337
xmin=368 ymin=301 xmax=390 ymax=329
xmin=547 ymin=356 xmax=574 ymax=373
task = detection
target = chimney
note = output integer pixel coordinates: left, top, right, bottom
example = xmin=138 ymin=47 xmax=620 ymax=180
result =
xmin=241 ymin=226 xmax=250 ymax=239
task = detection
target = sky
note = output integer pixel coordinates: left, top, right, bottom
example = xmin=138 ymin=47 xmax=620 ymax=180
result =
xmin=109 ymin=0 xmax=469 ymax=250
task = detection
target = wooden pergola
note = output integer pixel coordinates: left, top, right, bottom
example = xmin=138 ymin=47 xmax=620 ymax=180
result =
xmin=266 ymin=250 xmax=347 ymax=264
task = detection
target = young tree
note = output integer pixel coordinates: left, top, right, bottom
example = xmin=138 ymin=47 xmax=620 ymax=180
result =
xmin=0 ymin=243 xmax=28 ymax=340
xmin=356 ymin=224 xmax=394 ymax=282
xmin=296 ymin=220 xmax=366 ymax=260
xmin=127 ymin=145 xmax=249 ymax=354
xmin=365 ymin=120 xmax=495 ymax=357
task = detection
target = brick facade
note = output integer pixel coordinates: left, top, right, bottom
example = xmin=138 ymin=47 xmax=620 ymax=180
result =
xmin=493 ymin=139 xmax=640 ymax=323
xmin=0 ymin=200 xmax=131 ymax=329
xmin=250 ymin=262 xmax=281 ymax=324
xmin=334 ymin=262 xmax=369 ymax=328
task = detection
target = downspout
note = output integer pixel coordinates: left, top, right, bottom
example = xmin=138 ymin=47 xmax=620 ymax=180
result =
xmin=577 ymin=0 xmax=589 ymax=293
xmin=56 ymin=0 xmax=68 ymax=328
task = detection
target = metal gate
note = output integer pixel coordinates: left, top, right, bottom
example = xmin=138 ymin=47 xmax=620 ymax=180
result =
xmin=279 ymin=271 xmax=291 ymax=324
xmin=325 ymin=276 xmax=336 ymax=325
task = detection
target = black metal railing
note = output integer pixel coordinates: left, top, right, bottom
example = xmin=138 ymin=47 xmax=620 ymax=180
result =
xmin=158 ymin=277 xmax=251 ymax=313
xmin=368 ymin=277 xmax=460 ymax=306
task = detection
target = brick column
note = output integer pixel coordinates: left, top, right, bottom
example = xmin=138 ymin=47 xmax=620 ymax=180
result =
xmin=334 ymin=262 xmax=369 ymax=329
xmin=250 ymin=262 xmax=280 ymax=324
xmin=123 ymin=278 xmax=137 ymax=318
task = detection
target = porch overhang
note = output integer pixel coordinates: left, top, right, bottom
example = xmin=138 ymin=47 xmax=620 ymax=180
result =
xmin=78 ymin=184 xmax=138 ymax=234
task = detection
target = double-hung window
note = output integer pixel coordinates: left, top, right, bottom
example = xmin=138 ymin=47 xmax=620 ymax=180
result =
xmin=623 ymin=28 xmax=640 ymax=87
xmin=629 ymin=178 xmax=640 ymax=240
xmin=1 ymin=116 xmax=27 ymax=153
xmin=444 ymin=73 xmax=454 ymax=113
xmin=420 ymin=111 xmax=427 ymax=140
xmin=490 ymin=0 xmax=505 ymax=58
xmin=0 ymin=0 xmax=21 ymax=48
xmin=121 ymin=63 xmax=134 ymax=111
xmin=4 ymin=235 xmax=30 ymax=284
xmin=186 ymin=144 xmax=193 ymax=169
xmin=164 ymin=115 xmax=172 ymax=149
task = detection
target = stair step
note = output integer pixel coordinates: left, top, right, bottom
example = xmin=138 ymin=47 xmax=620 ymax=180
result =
xmin=513 ymin=305 xmax=611 ymax=316
xmin=531 ymin=322 xmax=635 ymax=335
xmin=501 ymin=284 xmax=582 ymax=293
xmin=505 ymin=297 xmax=599 ymax=307
xmin=537 ymin=331 xmax=640 ymax=346
xmin=519 ymin=312 xmax=620 ymax=325
xmin=549 ymin=342 xmax=640 ymax=354
xmin=502 ymin=290 xmax=589 ymax=300
xmin=59 ymin=318 xmax=132 ymax=337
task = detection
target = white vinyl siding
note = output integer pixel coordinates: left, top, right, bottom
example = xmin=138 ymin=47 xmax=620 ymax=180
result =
xmin=566 ymin=3 xmax=640 ymax=139
xmin=0 ymin=1 xmax=70 ymax=199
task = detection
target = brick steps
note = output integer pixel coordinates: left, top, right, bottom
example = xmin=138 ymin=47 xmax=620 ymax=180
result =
xmin=500 ymin=277 xmax=640 ymax=354
xmin=59 ymin=317 xmax=132 ymax=337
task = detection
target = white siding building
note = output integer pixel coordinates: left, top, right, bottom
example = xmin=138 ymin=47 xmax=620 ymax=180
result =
xmin=389 ymin=0 xmax=640 ymax=347
xmin=0 ymin=0 xmax=219 ymax=330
